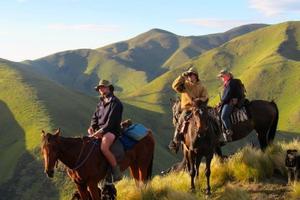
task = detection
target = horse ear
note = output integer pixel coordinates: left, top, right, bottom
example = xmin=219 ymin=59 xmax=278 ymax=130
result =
xmin=41 ymin=130 xmax=46 ymax=137
xmin=54 ymin=128 xmax=61 ymax=136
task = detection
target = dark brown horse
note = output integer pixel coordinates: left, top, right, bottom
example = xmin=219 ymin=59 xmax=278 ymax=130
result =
xmin=169 ymin=99 xmax=279 ymax=193
xmin=182 ymin=105 xmax=219 ymax=194
xmin=41 ymin=128 xmax=155 ymax=200
xmin=172 ymin=99 xmax=279 ymax=151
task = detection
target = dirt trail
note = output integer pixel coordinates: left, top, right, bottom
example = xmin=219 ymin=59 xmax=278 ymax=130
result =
xmin=234 ymin=177 xmax=291 ymax=200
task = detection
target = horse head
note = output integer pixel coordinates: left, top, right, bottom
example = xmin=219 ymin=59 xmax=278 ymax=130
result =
xmin=191 ymin=104 xmax=209 ymax=139
xmin=41 ymin=128 xmax=61 ymax=178
xmin=171 ymin=97 xmax=181 ymax=127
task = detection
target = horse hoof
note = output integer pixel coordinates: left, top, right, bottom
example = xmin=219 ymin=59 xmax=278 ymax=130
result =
xmin=190 ymin=187 xmax=196 ymax=193
xmin=206 ymin=189 xmax=211 ymax=195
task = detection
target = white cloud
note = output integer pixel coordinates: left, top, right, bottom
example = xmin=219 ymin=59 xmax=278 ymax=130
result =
xmin=249 ymin=0 xmax=300 ymax=16
xmin=178 ymin=18 xmax=254 ymax=29
xmin=46 ymin=23 xmax=120 ymax=32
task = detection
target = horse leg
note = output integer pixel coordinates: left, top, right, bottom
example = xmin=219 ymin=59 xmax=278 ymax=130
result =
xmin=129 ymin=164 xmax=141 ymax=186
xmin=138 ymin=161 xmax=150 ymax=184
xmin=205 ymin=155 xmax=213 ymax=195
xmin=257 ymin=129 xmax=268 ymax=151
xmin=195 ymin=154 xmax=202 ymax=178
xmin=188 ymin=150 xmax=196 ymax=192
xmin=87 ymin=181 xmax=101 ymax=200
xmin=75 ymin=183 xmax=90 ymax=200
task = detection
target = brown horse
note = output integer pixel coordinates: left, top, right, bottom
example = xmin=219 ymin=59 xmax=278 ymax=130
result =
xmin=169 ymin=99 xmax=279 ymax=193
xmin=172 ymin=99 xmax=279 ymax=152
xmin=182 ymin=105 xmax=219 ymax=194
xmin=41 ymin=128 xmax=155 ymax=200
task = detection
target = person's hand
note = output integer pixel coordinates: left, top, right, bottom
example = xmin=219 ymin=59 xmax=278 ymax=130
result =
xmin=217 ymin=102 xmax=223 ymax=108
xmin=92 ymin=131 xmax=103 ymax=139
xmin=181 ymin=71 xmax=189 ymax=77
xmin=88 ymin=127 xmax=94 ymax=136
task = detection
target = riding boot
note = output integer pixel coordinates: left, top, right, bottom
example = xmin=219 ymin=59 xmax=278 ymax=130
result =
xmin=168 ymin=138 xmax=180 ymax=154
xmin=223 ymin=129 xmax=233 ymax=142
xmin=168 ymin=130 xmax=182 ymax=154
xmin=112 ymin=165 xmax=123 ymax=182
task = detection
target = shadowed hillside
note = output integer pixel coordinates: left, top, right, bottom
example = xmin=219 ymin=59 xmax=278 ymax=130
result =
xmin=0 ymin=59 xmax=178 ymax=199
xmin=1 ymin=21 xmax=300 ymax=199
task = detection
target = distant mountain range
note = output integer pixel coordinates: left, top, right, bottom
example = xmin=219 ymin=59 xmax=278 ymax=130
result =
xmin=24 ymin=24 xmax=267 ymax=95
xmin=1 ymin=21 xmax=300 ymax=199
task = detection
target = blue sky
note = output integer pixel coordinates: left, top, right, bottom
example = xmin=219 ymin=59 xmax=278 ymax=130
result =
xmin=0 ymin=0 xmax=299 ymax=61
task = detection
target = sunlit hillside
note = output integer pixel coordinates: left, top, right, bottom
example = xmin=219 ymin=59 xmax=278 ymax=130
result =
xmin=125 ymin=21 xmax=300 ymax=133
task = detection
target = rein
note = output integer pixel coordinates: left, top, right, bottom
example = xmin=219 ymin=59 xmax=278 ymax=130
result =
xmin=68 ymin=138 xmax=99 ymax=171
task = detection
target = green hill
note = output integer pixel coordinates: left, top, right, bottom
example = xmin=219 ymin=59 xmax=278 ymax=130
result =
xmin=24 ymin=24 xmax=266 ymax=96
xmin=1 ymin=21 xmax=300 ymax=199
xmin=0 ymin=59 xmax=177 ymax=199
xmin=125 ymin=21 xmax=300 ymax=133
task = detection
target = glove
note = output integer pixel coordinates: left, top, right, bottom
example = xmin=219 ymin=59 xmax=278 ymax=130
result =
xmin=181 ymin=71 xmax=189 ymax=77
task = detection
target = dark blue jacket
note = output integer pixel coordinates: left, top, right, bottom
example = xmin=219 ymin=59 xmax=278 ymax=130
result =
xmin=90 ymin=94 xmax=123 ymax=136
xmin=221 ymin=78 xmax=244 ymax=105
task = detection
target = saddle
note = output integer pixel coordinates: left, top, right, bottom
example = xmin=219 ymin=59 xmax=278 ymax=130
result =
xmin=207 ymin=99 xmax=250 ymax=134
xmin=230 ymin=106 xmax=248 ymax=125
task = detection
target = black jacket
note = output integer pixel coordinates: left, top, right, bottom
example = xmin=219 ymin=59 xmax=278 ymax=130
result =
xmin=90 ymin=94 xmax=123 ymax=135
xmin=221 ymin=78 xmax=244 ymax=105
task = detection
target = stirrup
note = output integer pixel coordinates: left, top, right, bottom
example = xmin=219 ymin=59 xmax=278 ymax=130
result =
xmin=223 ymin=133 xmax=232 ymax=142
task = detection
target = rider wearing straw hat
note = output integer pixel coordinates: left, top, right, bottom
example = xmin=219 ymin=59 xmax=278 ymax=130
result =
xmin=88 ymin=79 xmax=123 ymax=182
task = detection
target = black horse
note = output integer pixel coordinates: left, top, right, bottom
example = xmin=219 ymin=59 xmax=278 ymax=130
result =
xmin=172 ymin=98 xmax=279 ymax=151
xmin=164 ymin=98 xmax=279 ymax=192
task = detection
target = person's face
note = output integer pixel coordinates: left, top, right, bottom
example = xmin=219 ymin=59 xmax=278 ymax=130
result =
xmin=98 ymin=86 xmax=110 ymax=96
xmin=220 ymin=74 xmax=230 ymax=82
xmin=187 ymin=73 xmax=198 ymax=83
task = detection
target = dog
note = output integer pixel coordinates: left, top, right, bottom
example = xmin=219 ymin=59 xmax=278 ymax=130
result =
xmin=285 ymin=149 xmax=300 ymax=183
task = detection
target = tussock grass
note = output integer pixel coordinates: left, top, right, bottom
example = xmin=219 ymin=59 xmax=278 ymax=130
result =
xmin=116 ymin=140 xmax=300 ymax=199
xmin=116 ymin=173 xmax=196 ymax=200
xmin=288 ymin=182 xmax=300 ymax=200
xmin=216 ymin=184 xmax=250 ymax=200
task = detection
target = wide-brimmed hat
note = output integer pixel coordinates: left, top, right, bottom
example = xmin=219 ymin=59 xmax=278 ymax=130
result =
xmin=186 ymin=67 xmax=198 ymax=76
xmin=94 ymin=80 xmax=111 ymax=91
xmin=217 ymin=69 xmax=231 ymax=77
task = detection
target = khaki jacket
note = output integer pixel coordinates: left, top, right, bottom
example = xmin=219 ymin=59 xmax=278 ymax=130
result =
xmin=172 ymin=75 xmax=209 ymax=110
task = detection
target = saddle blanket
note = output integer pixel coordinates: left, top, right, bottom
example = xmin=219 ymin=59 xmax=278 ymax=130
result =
xmin=230 ymin=107 xmax=248 ymax=124
xmin=122 ymin=123 xmax=148 ymax=141
xmin=119 ymin=123 xmax=149 ymax=151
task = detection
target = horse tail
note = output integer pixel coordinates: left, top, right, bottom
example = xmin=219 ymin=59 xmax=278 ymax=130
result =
xmin=268 ymin=101 xmax=279 ymax=143
xmin=146 ymin=153 xmax=154 ymax=180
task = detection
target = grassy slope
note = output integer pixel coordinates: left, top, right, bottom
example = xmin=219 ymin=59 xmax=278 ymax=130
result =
xmin=116 ymin=139 xmax=300 ymax=200
xmin=1 ymin=21 xmax=300 ymax=199
xmin=24 ymin=25 xmax=266 ymax=97
xmin=0 ymin=59 xmax=94 ymax=198
xmin=125 ymin=21 xmax=300 ymax=133
xmin=0 ymin=59 xmax=178 ymax=199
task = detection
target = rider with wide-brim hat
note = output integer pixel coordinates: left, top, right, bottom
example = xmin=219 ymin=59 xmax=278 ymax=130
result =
xmin=169 ymin=66 xmax=209 ymax=152
xmin=88 ymin=79 xmax=123 ymax=182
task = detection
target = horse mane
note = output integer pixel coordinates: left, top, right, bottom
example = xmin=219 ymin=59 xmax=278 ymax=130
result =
xmin=42 ymin=133 xmax=85 ymax=151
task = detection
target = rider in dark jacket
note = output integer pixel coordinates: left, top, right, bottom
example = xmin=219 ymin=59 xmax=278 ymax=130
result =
xmin=218 ymin=69 xmax=244 ymax=142
xmin=88 ymin=80 xmax=123 ymax=182
xmin=90 ymin=94 xmax=123 ymax=136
